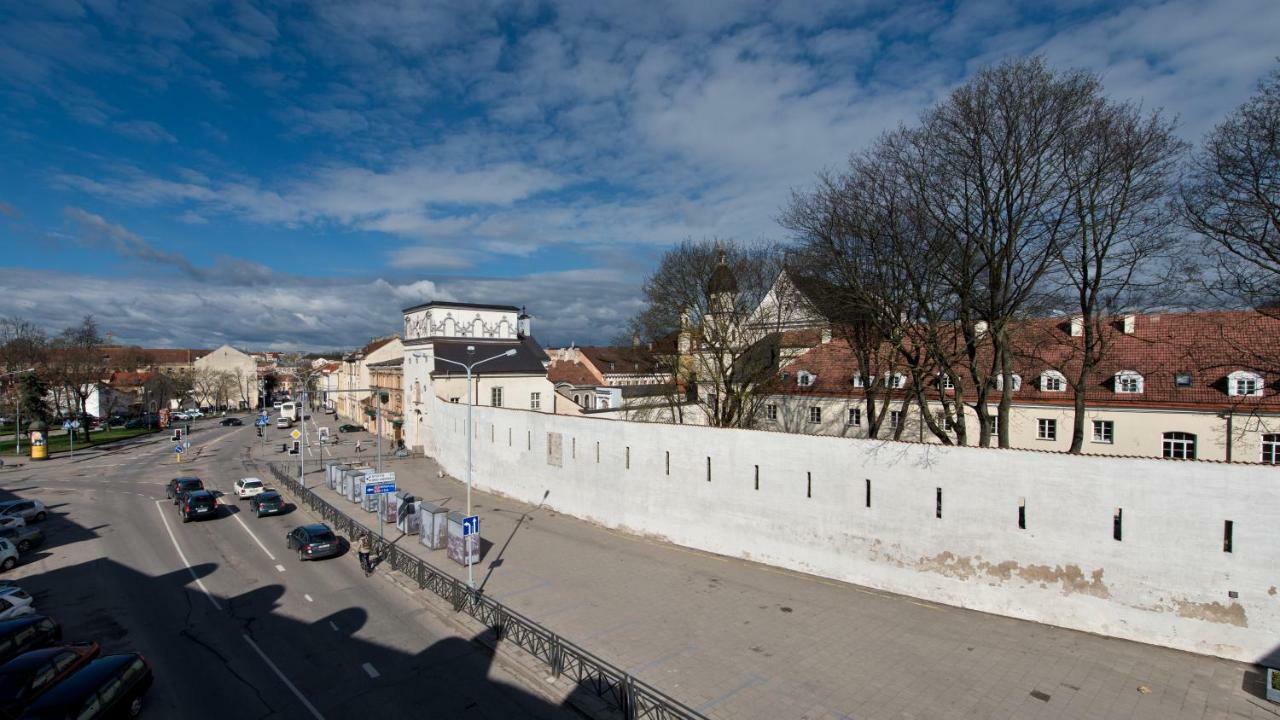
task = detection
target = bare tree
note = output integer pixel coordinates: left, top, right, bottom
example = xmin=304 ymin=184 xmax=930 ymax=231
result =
xmin=629 ymin=239 xmax=794 ymax=428
xmin=49 ymin=316 xmax=105 ymax=442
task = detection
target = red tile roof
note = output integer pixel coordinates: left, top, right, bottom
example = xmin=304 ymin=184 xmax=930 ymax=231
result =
xmin=782 ymin=310 xmax=1280 ymax=411
xmin=104 ymin=371 xmax=153 ymax=387
xmin=548 ymin=359 xmax=602 ymax=386
xmin=577 ymin=346 xmax=661 ymax=375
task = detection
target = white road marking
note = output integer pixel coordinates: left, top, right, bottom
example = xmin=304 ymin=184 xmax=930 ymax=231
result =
xmin=304 ymin=594 xmax=314 ymax=602
xmin=243 ymin=634 xmax=326 ymax=720
xmin=275 ymin=564 xmax=286 ymax=573
xmin=328 ymin=621 xmax=339 ymax=631
xmin=220 ymin=498 xmax=277 ymax=561
xmin=153 ymin=501 xmax=221 ymax=611
xmin=362 ymin=662 xmax=380 ymax=679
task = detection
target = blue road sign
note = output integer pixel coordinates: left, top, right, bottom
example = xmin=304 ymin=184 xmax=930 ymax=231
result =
xmin=364 ymin=481 xmax=396 ymax=496
xmin=173 ymin=445 xmax=184 ymax=454
xmin=462 ymin=515 xmax=479 ymax=537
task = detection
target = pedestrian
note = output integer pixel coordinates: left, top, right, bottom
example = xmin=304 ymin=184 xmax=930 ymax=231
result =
xmin=355 ymin=439 xmax=363 ymax=454
xmin=357 ymin=533 xmax=372 ymax=576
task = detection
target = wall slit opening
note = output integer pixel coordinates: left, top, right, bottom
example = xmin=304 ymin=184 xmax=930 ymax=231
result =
xmin=864 ymin=478 xmax=871 ymax=508
xmin=806 ymin=472 xmax=812 ymax=498
xmin=595 ymin=441 xmax=600 ymax=463
xmin=1018 ymin=497 xmax=1026 ymax=530
xmin=706 ymin=457 xmax=711 ymax=482
xmin=1113 ymin=508 xmax=1123 ymax=542
xmin=935 ymin=487 xmax=942 ymax=519
xmin=1223 ymin=520 xmax=1233 ymax=553
xmin=625 ymin=446 xmax=630 ymax=470
xmin=754 ymin=465 xmax=759 ymax=491
xmin=665 ymin=451 xmax=670 ymax=475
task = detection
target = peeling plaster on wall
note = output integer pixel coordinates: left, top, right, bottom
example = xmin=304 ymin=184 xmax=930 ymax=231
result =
xmin=1270 ymin=586 xmax=1277 ymax=596
xmin=917 ymin=552 xmax=1110 ymax=598
xmin=1174 ymin=600 xmax=1248 ymax=627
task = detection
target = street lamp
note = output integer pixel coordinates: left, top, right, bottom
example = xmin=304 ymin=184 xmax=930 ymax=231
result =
xmin=427 ymin=346 xmax=516 ymax=591
xmin=2 ymin=368 xmax=34 ymax=456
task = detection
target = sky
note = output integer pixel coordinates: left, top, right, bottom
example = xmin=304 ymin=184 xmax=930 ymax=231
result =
xmin=0 ymin=0 xmax=1276 ymax=351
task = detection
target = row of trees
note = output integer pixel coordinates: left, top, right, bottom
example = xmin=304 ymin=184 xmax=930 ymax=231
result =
xmin=630 ymin=58 xmax=1280 ymax=451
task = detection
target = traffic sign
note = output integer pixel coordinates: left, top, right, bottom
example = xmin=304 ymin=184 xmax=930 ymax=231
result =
xmin=462 ymin=515 xmax=479 ymax=537
xmin=62 ymin=421 xmax=71 ymax=431
xmin=173 ymin=444 xmax=184 ymax=454
xmin=290 ymin=429 xmax=301 ymax=440
xmin=364 ymin=481 xmax=396 ymax=495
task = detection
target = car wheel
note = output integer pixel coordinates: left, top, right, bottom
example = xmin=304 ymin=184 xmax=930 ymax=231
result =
xmin=297 ymin=548 xmax=305 ymax=561
xmin=17 ymin=540 xmax=30 ymax=553
xmin=127 ymin=695 xmax=143 ymax=717
xmin=182 ymin=515 xmax=190 ymax=523
xmin=34 ymin=512 xmax=45 ymax=522
xmin=0 ymin=558 xmax=14 ymax=571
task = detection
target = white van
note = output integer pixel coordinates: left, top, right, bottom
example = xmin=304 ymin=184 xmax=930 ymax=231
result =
xmin=275 ymin=417 xmax=292 ymax=429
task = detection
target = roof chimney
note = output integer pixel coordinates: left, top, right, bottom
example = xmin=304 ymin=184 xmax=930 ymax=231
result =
xmin=1070 ymin=316 xmax=1084 ymax=337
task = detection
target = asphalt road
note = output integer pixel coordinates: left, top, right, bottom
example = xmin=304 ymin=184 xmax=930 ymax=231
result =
xmin=0 ymin=419 xmax=581 ymax=719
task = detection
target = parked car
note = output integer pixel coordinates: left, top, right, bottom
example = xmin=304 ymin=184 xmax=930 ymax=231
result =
xmin=0 ymin=526 xmax=43 ymax=554
xmin=0 ymin=617 xmax=61 ymax=666
xmin=177 ymin=491 xmax=218 ymax=523
xmin=337 ymin=424 xmax=362 ymax=433
xmin=0 ymin=518 xmax=23 ymax=532
xmin=275 ymin=417 xmax=292 ymax=429
xmin=248 ymin=491 xmax=284 ymax=518
xmin=323 ymin=407 xmax=335 ymax=415
xmin=171 ymin=412 xmax=190 ymax=422
xmin=123 ymin=417 xmax=158 ymax=430
xmin=286 ymin=524 xmax=339 ymax=561
xmin=165 ymin=477 xmax=203 ymax=504
xmin=0 ymin=541 xmax=16 ymax=573
xmin=272 ymin=402 xmax=282 ymax=411
xmin=0 ymin=642 xmax=100 ymax=717
xmin=184 ymin=408 xmax=204 ymax=419
xmin=219 ymin=417 xmax=243 ymax=427
xmin=0 ymin=503 xmax=45 ymax=525
xmin=233 ymin=478 xmax=265 ymax=501
xmin=0 ymin=588 xmax=34 ymax=622
xmin=20 ymin=652 xmax=152 ymax=719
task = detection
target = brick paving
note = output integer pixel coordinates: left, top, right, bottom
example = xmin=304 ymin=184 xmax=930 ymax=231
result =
xmin=286 ymin=446 xmax=1277 ymax=720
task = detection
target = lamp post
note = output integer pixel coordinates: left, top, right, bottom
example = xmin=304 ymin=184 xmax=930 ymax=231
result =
xmin=3 ymin=369 xmax=34 ymax=455
xmin=430 ymin=346 xmax=516 ymax=591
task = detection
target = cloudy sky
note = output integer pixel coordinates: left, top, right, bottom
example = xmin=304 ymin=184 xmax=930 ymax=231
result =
xmin=0 ymin=0 xmax=1275 ymax=351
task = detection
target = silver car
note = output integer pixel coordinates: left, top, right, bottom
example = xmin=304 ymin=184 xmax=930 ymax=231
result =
xmin=0 ymin=501 xmax=46 ymax=524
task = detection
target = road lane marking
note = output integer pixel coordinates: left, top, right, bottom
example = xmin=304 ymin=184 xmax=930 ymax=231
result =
xmin=362 ymin=662 xmax=380 ymax=679
xmin=275 ymin=564 xmax=286 ymax=573
xmin=304 ymin=594 xmax=313 ymax=602
xmin=243 ymin=634 xmax=326 ymax=720
xmin=153 ymin=501 xmax=221 ymax=611
xmin=222 ymin=499 xmax=277 ymax=561
xmin=328 ymin=621 xmax=339 ymax=631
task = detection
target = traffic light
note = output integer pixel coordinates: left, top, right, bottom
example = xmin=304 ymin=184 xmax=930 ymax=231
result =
xmin=290 ymin=440 xmax=300 ymax=454
xmin=172 ymin=428 xmax=183 ymax=442
xmin=256 ymin=427 xmax=263 ymax=437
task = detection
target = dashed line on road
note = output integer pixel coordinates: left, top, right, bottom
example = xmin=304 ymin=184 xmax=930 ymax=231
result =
xmin=153 ymin=501 xmax=221 ymax=611
xmin=275 ymin=564 xmax=286 ymax=573
xmin=304 ymin=594 xmax=313 ymax=602
xmin=243 ymin=634 xmax=326 ymax=720
xmin=361 ymin=662 xmax=380 ymax=679
xmin=224 ymin=502 xmax=277 ymax=561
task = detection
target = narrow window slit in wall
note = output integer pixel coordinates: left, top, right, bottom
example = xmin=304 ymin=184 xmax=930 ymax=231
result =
xmin=865 ymin=479 xmax=871 ymax=508
xmin=1223 ymin=520 xmax=1233 ymax=553
xmin=665 ymin=451 xmax=670 ymax=475
xmin=935 ymin=488 xmax=942 ymax=519
xmin=596 ymin=441 xmax=600 ymax=463
xmin=1113 ymin=508 xmax=1123 ymax=542
xmin=491 ymin=425 xmax=494 ymax=443
xmin=526 ymin=430 xmax=530 ymax=450
xmin=1018 ymin=497 xmax=1026 ymax=530
xmin=508 ymin=428 xmax=512 ymax=447
xmin=754 ymin=465 xmax=759 ymax=491
xmin=706 ymin=457 xmax=711 ymax=482
xmin=572 ymin=437 xmax=576 ymax=459
xmin=806 ymin=472 xmax=812 ymax=498
xmin=625 ymin=446 xmax=630 ymax=470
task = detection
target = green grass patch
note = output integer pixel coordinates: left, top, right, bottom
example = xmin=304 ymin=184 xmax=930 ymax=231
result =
xmin=0 ymin=427 xmax=159 ymax=456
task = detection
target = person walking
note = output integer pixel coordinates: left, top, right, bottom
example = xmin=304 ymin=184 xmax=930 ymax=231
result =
xmin=357 ymin=533 xmax=372 ymax=576
xmin=355 ymin=439 xmax=363 ymax=454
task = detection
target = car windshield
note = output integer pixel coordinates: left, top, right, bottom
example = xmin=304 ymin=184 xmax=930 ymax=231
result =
xmin=260 ymin=494 xmax=279 ymax=502
xmin=178 ymin=480 xmax=202 ymax=490
xmin=308 ymin=531 xmax=335 ymax=543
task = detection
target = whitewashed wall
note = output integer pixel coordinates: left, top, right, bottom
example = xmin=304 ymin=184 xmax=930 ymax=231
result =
xmin=427 ymin=396 xmax=1280 ymax=664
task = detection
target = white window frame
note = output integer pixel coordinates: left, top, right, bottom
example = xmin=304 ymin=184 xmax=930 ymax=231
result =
xmin=939 ymin=374 xmax=954 ymax=390
xmin=1039 ymin=370 xmax=1065 ymax=392
xmin=884 ymin=372 xmax=905 ymax=389
xmin=1114 ymin=370 xmax=1143 ymax=394
xmin=995 ymin=373 xmax=1022 ymax=392
xmin=1037 ymin=418 xmax=1056 ymax=441
xmin=808 ymin=406 xmax=821 ymax=424
xmin=986 ymin=415 xmax=999 ymax=436
xmin=851 ymin=373 xmax=865 ymax=388
xmin=888 ymin=409 xmax=901 ymax=429
xmin=847 ymin=407 xmax=861 ymax=426
xmin=1262 ymin=434 xmax=1280 ymax=465
xmin=1091 ymin=419 xmax=1114 ymax=444
xmin=937 ymin=413 xmax=953 ymax=432
xmin=530 ymin=392 xmax=541 ymax=410
xmin=491 ymin=386 xmax=503 ymax=408
xmin=766 ymin=404 xmax=777 ymax=421
xmin=1162 ymin=431 xmax=1197 ymax=460
xmin=1227 ymin=370 xmax=1264 ymax=397
xmin=797 ymin=371 xmax=816 ymax=387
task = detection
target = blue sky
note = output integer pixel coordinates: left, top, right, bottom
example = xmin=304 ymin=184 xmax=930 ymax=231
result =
xmin=0 ymin=0 xmax=1276 ymax=350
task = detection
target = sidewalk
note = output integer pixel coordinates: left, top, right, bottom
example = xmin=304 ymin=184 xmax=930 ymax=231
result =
xmin=287 ymin=450 xmax=1271 ymax=720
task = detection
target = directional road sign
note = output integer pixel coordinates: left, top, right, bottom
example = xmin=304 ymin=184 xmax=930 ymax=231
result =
xmin=462 ymin=515 xmax=479 ymax=537
xmin=173 ymin=444 xmax=184 ymax=454
xmin=364 ymin=480 xmax=397 ymax=495
xmin=290 ymin=429 xmax=301 ymax=440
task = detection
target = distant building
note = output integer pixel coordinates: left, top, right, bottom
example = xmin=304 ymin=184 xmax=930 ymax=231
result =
xmin=192 ymin=344 xmax=260 ymax=410
xmin=335 ymin=336 xmax=402 ymax=422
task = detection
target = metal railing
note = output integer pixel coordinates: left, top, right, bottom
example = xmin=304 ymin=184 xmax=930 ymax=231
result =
xmin=265 ymin=462 xmax=703 ymax=720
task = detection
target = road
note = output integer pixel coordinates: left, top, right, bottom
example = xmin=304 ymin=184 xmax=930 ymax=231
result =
xmin=0 ymin=419 xmax=583 ymax=719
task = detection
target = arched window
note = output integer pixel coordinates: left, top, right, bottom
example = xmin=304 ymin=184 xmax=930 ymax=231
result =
xmin=1162 ymin=431 xmax=1196 ymax=460
xmin=797 ymin=371 xmax=816 ymax=387
xmin=1114 ymin=370 xmax=1144 ymax=394
xmin=1227 ymin=370 xmax=1264 ymax=397
xmin=1039 ymin=370 xmax=1066 ymax=392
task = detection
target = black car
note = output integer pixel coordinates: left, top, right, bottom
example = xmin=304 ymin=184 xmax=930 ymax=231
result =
xmin=337 ymin=424 xmax=362 ymax=433
xmin=286 ymin=524 xmax=339 ymax=560
xmin=0 ymin=618 xmax=60 ymax=667
xmin=165 ymin=478 xmax=203 ymax=504
xmin=0 ymin=643 xmax=100 ymax=717
xmin=122 ymin=417 xmax=158 ymax=430
xmin=248 ymin=491 xmax=284 ymax=518
xmin=0 ymin=527 xmax=42 ymax=554
xmin=20 ymin=652 xmax=152 ymax=720
xmin=177 ymin=491 xmax=217 ymax=523
xmin=219 ymin=417 xmax=243 ymax=427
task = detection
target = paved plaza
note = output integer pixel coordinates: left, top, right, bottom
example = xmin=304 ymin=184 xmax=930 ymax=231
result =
xmin=291 ymin=443 xmax=1277 ymax=720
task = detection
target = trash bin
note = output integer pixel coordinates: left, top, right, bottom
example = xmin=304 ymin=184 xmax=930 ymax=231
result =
xmin=397 ymin=497 xmax=420 ymax=535
xmin=418 ymin=502 xmax=448 ymax=550
xmin=446 ymin=511 xmax=479 ymax=567
xmin=378 ymin=492 xmax=399 ymax=524
xmin=359 ymin=479 xmax=378 ymax=512
xmin=325 ymin=461 xmax=344 ymax=490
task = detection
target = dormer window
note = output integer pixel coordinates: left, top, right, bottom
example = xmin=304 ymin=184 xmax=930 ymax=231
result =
xmin=1174 ymin=372 xmax=1193 ymax=388
xmin=851 ymin=373 xmax=865 ymax=388
xmin=1228 ymin=370 xmax=1264 ymax=397
xmin=939 ymin=374 xmax=955 ymax=390
xmin=1114 ymin=370 xmax=1144 ymax=394
xmin=1039 ymin=370 xmax=1065 ymax=392
xmin=995 ymin=373 xmax=1022 ymax=392
xmin=884 ymin=372 xmax=905 ymax=389
xmin=797 ymin=371 xmax=816 ymax=387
